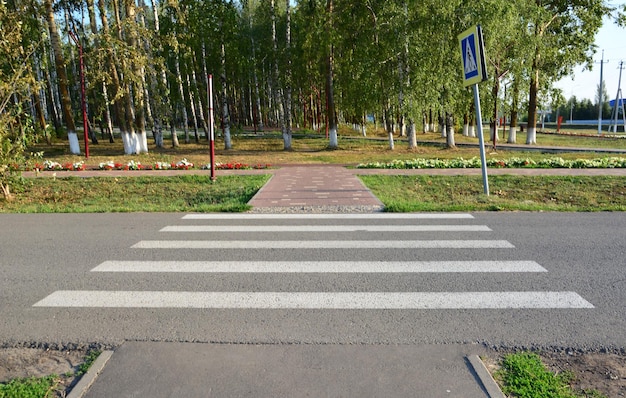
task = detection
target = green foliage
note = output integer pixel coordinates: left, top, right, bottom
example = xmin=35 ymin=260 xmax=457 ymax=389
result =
xmin=0 ymin=375 xmax=59 ymax=398
xmin=357 ymin=156 xmax=626 ymax=169
xmin=496 ymin=352 xmax=608 ymax=398
xmin=0 ymin=2 xmax=38 ymax=199
xmin=499 ymin=352 xmax=574 ymax=397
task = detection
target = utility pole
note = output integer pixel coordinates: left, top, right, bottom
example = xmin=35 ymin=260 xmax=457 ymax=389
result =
xmin=597 ymin=50 xmax=609 ymax=135
xmin=609 ymin=61 xmax=625 ymax=133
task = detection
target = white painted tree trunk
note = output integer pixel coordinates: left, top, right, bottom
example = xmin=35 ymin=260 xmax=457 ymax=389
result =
xmin=130 ymin=131 xmax=140 ymax=154
xmin=68 ymin=131 xmax=80 ymax=154
xmin=468 ymin=125 xmax=476 ymax=138
xmin=388 ymin=131 xmax=394 ymax=150
xmin=121 ymin=131 xmax=131 ymax=154
xmin=440 ymin=124 xmax=446 ymax=138
xmin=445 ymin=114 xmax=455 ymax=148
xmin=138 ymin=131 xmax=148 ymax=153
xmin=463 ymin=124 xmax=469 ymax=136
xmin=329 ymin=126 xmax=338 ymax=148
xmin=447 ymin=129 xmax=455 ymax=147
xmin=526 ymin=127 xmax=537 ymax=144
xmin=408 ymin=121 xmax=417 ymax=149
xmin=508 ymin=126 xmax=517 ymax=143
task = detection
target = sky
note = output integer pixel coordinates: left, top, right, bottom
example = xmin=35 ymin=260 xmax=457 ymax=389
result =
xmin=554 ymin=1 xmax=626 ymax=103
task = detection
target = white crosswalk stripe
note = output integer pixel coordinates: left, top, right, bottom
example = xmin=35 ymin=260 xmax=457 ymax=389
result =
xmin=34 ymin=291 xmax=593 ymax=309
xmin=34 ymin=213 xmax=593 ymax=310
xmin=159 ymin=225 xmax=492 ymax=232
xmin=182 ymin=213 xmax=475 ymax=220
xmin=132 ymin=240 xmax=514 ymax=249
xmin=92 ymin=260 xmax=547 ymax=273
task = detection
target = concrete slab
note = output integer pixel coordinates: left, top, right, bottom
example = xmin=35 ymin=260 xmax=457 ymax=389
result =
xmin=83 ymin=342 xmax=493 ymax=398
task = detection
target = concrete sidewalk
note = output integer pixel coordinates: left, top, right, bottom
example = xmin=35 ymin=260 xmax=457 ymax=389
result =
xmin=77 ymin=342 xmax=499 ymax=398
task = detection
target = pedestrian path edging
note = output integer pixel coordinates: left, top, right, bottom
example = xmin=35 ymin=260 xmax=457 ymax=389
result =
xmin=467 ymin=355 xmax=506 ymax=398
xmin=67 ymin=350 xmax=114 ymax=398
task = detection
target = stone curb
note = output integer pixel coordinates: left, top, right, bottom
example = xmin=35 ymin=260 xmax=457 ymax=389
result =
xmin=467 ymin=355 xmax=505 ymax=398
xmin=67 ymin=350 xmax=114 ymax=398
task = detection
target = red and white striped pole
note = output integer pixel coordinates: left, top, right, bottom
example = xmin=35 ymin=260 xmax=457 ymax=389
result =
xmin=208 ymin=74 xmax=216 ymax=180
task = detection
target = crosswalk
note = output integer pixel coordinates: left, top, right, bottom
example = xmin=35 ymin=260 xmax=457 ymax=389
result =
xmin=33 ymin=213 xmax=594 ymax=310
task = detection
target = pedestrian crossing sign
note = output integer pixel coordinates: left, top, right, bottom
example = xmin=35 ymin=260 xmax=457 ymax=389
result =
xmin=458 ymin=25 xmax=487 ymax=87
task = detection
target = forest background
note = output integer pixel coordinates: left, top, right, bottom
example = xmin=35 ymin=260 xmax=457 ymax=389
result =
xmin=2 ymin=0 xmax=626 ymax=198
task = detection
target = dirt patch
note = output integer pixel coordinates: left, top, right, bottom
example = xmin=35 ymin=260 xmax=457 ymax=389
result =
xmin=485 ymin=350 xmax=626 ymax=397
xmin=0 ymin=347 xmax=87 ymax=397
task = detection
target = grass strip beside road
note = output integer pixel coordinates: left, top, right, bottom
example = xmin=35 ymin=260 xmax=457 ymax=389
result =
xmin=0 ymin=175 xmax=270 ymax=213
xmin=360 ymin=175 xmax=626 ymax=212
xmin=1 ymin=174 xmax=624 ymax=213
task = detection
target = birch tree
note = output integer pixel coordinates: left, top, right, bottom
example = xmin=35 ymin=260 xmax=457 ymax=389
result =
xmin=43 ymin=0 xmax=80 ymax=154
xmin=525 ymin=0 xmax=608 ymax=144
xmin=1 ymin=0 xmax=39 ymax=199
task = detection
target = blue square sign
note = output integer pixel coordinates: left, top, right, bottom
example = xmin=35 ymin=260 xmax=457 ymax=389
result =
xmin=458 ymin=26 xmax=487 ymax=87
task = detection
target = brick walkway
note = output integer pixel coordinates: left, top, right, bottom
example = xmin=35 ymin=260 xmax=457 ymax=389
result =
xmin=248 ymin=165 xmax=383 ymax=208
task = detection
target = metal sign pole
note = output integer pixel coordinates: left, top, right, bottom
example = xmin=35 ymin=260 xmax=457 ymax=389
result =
xmin=473 ymin=84 xmax=489 ymax=195
xmin=459 ymin=25 xmax=489 ymax=195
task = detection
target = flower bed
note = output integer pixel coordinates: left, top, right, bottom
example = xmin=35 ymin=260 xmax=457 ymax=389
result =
xmin=97 ymin=159 xmax=195 ymax=170
xmin=23 ymin=159 xmax=272 ymax=172
xmin=34 ymin=160 xmax=86 ymax=171
xmin=206 ymin=162 xmax=272 ymax=170
xmin=356 ymin=157 xmax=626 ymax=169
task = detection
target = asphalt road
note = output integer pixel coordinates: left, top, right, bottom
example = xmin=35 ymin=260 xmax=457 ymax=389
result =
xmin=1 ymin=212 xmax=624 ymax=350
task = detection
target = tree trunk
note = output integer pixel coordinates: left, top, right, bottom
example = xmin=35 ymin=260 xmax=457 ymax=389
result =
xmin=32 ymin=56 xmax=50 ymax=144
xmin=446 ymin=112 xmax=455 ymax=148
xmin=491 ymin=74 xmax=500 ymax=144
xmin=174 ymin=51 xmax=190 ymax=144
xmin=463 ymin=113 xmax=469 ymax=137
xmin=509 ymin=80 xmax=519 ymax=143
xmin=439 ymin=111 xmax=446 ymax=138
xmin=408 ymin=118 xmax=417 ymax=149
xmin=270 ymin=0 xmax=285 ymax=143
xmin=250 ymin=34 xmax=263 ymax=132
xmin=326 ymin=0 xmax=338 ymax=149
xmin=385 ymin=105 xmax=394 ymax=150
xmin=97 ymin=0 xmax=120 ymax=144
xmin=111 ymin=0 xmax=136 ymax=154
xmin=137 ymin=0 xmax=154 ymax=151
xmin=186 ymin=70 xmax=200 ymax=143
xmin=220 ymin=40 xmax=232 ymax=149
xmin=43 ymin=0 xmax=79 ymax=154
xmin=527 ymin=49 xmax=539 ymax=145
xmin=126 ymin=0 xmax=146 ymax=153
xmin=192 ymin=66 xmax=208 ymax=140
xmin=283 ymin=0 xmax=292 ymax=150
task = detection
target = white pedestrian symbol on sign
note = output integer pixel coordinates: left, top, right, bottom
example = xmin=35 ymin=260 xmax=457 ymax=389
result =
xmin=464 ymin=39 xmax=477 ymax=74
